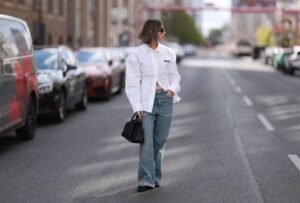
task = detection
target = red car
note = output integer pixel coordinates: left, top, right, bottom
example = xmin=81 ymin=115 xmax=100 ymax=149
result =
xmin=0 ymin=15 xmax=38 ymax=140
xmin=75 ymin=48 xmax=124 ymax=99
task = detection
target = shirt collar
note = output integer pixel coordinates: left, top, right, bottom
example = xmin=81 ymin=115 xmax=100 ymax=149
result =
xmin=142 ymin=43 xmax=163 ymax=53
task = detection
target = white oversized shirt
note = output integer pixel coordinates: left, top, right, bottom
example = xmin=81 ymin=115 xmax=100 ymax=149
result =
xmin=125 ymin=43 xmax=181 ymax=113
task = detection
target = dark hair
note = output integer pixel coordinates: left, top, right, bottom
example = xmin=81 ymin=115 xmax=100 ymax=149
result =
xmin=139 ymin=19 xmax=164 ymax=44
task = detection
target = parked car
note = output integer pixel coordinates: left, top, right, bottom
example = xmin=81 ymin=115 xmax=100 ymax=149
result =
xmin=0 ymin=14 xmax=38 ymax=140
xmin=283 ymin=46 xmax=300 ymax=75
xmin=75 ymin=48 xmax=124 ymax=99
xmin=34 ymin=46 xmax=88 ymax=122
xmin=261 ymin=46 xmax=278 ymax=65
xmin=162 ymin=41 xmax=185 ymax=63
xmin=233 ymin=40 xmax=253 ymax=56
xmin=122 ymin=46 xmax=135 ymax=58
xmin=107 ymin=47 xmax=126 ymax=89
xmin=182 ymin=44 xmax=197 ymax=56
xmin=272 ymin=48 xmax=293 ymax=71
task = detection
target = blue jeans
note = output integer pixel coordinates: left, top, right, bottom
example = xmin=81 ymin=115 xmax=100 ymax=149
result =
xmin=138 ymin=90 xmax=173 ymax=187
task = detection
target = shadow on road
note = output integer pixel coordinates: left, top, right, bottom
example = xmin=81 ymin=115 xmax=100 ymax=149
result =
xmin=0 ymin=135 xmax=23 ymax=154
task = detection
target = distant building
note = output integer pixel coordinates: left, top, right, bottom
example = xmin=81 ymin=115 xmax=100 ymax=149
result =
xmin=231 ymin=0 xmax=300 ymax=45
xmin=231 ymin=0 xmax=276 ymax=44
xmin=188 ymin=0 xmax=202 ymax=32
xmin=0 ymin=0 xmax=68 ymax=46
xmin=68 ymin=0 xmax=138 ymax=48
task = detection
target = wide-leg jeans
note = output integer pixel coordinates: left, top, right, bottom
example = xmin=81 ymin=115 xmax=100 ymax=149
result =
xmin=138 ymin=90 xmax=173 ymax=187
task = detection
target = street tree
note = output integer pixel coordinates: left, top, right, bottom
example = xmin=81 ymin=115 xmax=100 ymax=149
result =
xmin=163 ymin=11 xmax=203 ymax=45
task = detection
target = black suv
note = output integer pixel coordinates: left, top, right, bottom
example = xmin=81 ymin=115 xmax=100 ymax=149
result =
xmin=34 ymin=46 xmax=88 ymax=122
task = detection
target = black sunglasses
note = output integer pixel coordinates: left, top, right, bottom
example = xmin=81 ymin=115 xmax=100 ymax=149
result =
xmin=159 ymin=27 xmax=166 ymax=33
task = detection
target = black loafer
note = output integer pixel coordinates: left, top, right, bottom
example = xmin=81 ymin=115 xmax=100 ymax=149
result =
xmin=155 ymin=182 xmax=160 ymax=188
xmin=137 ymin=186 xmax=154 ymax=193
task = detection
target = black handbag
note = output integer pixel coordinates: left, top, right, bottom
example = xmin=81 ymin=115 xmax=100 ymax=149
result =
xmin=121 ymin=114 xmax=144 ymax=144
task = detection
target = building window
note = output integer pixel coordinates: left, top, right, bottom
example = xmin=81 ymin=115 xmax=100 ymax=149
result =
xmin=17 ymin=0 xmax=25 ymax=4
xmin=58 ymin=0 xmax=64 ymax=15
xmin=59 ymin=36 xmax=63 ymax=44
xmin=48 ymin=0 xmax=53 ymax=13
xmin=48 ymin=35 xmax=52 ymax=45
xmin=32 ymin=0 xmax=38 ymax=10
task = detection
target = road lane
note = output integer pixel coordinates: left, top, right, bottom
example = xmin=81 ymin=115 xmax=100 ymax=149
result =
xmin=0 ymin=51 xmax=300 ymax=203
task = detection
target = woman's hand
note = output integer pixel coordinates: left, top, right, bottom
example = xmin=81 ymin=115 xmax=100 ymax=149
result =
xmin=135 ymin=111 xmax=144 ymax=119
xmin=166 ymin=90 xmax=174 ymax=97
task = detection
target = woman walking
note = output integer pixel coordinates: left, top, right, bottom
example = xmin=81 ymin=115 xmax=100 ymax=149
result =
xmin=125 ymin=19 xmax=181 ymax=193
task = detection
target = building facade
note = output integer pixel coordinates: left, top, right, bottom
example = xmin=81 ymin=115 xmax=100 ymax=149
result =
xmin=0 ymin=0 xmax=68 ymax=46
xmin=231 ymin=0 xmax=300 ymax=45
xmin=231 ymin=0 xmax=277 ymax=44
xmin=67 ymin=0 xmax=138 ymax=48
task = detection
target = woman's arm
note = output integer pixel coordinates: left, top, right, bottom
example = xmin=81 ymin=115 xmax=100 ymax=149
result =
xmin=125 ymin=52 xmax=143 ymax=113
xmin=167 ymin=51 xmax=181 ymax=95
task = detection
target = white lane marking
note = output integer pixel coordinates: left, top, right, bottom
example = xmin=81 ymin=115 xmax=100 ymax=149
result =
xmin=223 ymin=71 xmax=235 ymax=85
xmin=235 ymin=86 xmax=242 ymax=94
xmin=223 ymin=70 xmax=231 ymax=81
xmin=288 ymin=154 xmax=300 ymax=171
xmin=243 ymin=96 xmax=253 ymax=106
xmin=226 ymin=104 xmax=265 ymax=203
xmin=257 ymin=114 xmax=275 ymax=131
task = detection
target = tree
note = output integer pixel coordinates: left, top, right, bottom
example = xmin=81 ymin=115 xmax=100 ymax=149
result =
xmin=207 ymin=29 xmax=222 ymax=45
xmin=162 ymin=11 xmax=203 ymax=45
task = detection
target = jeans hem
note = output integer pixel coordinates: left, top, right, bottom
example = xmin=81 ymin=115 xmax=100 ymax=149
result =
xmin=138 ymin=181 xmax=155 ymax=188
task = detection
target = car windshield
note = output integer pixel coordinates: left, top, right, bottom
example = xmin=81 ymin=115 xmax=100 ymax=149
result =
xmin=75 ymin=51 xmax=106 ymax=64
xmin=34 ymin=50 xmax=59 ymax=70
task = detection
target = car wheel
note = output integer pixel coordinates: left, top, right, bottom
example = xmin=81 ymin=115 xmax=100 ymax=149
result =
xmin=53 ymin=90 xmax=66 ymax=122
xmin=16 ymin=96 xmax=37 ymax=140
xmin=116 ymin=73 xmax=124 ymax=94
xmin=76 ymin=87 xmax=88 ymax=111
xmin=283 ymin=59 xmax=290 ymax=74
xmin=289 ymin=68 xmax=295 ymax=75
xmin=104 ymin=79 xmax=112 ymax=100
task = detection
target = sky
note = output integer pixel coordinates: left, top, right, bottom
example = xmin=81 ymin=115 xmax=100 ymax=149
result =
xmin=201 ymin=0 xmax=231 ymax=36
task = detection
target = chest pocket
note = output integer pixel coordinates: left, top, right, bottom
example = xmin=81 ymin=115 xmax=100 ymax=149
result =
xmin=162 ymin=58 xmax=171 ymax=70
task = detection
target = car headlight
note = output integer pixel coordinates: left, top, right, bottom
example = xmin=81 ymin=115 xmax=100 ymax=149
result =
xmin=39 ymin=83 xmax=53 ymax=94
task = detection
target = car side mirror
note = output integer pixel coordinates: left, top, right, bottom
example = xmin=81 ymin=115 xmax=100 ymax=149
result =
xmin=62 ymin=59 xmax=77 ymax=72
xmin=67 ymin=64 xmax=77 ymax=71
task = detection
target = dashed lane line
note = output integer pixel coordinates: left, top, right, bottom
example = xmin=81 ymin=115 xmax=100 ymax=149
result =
xmin=288 ymin=154 xmax=300 ymax=171
xmin=257 ymin=114 xmax=275 ymax=131
xmin=235 ymin=86 xmax=243 ymax=94
xmin=223 ymin=71 xmax=236 ymax=86
xmin=243 ymin=96 xmax=253 ymax=106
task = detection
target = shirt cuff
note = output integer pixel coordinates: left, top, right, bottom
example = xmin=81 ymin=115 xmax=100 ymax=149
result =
xmin=167 ymin=84 xmax=179 ymax=95
xmin=132 ymin=103 xmax=142 ymax=113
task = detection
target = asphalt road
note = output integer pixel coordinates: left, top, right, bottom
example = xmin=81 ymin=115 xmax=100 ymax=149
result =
xmin=1 ymin=50 xmax=300 ymax=203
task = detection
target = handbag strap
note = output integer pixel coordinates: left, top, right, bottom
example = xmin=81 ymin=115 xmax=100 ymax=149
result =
xmin=131 ymin=114 xmax=142 ymax=122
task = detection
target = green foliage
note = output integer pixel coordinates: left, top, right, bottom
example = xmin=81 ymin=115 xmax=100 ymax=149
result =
xmin=207 ymin=29 xmax=222 ymax=45
xmin=162 ymin=11 xmax=203 ymax=45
